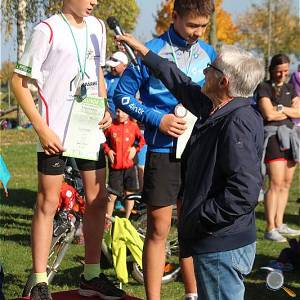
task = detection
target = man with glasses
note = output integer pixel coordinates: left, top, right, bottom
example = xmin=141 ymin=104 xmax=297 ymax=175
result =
xmin=115 ymin=33 xmax=265 ymax=300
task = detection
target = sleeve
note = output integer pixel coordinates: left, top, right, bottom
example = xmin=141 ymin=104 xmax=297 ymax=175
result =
xmin=143 ymin=51 xmax=211 ymax=117
xmin=288 ymin=83 xmax=297 ymax=100
xmin=256 ymin=82 xmax=272 ymax=102
xmin=113 ymin=60 xmax=165 ymax=129
xmin=97 ymin=19 xmax=106 ymax=67
xmin=102 ymin=128 xmax=111 ymax=154
xmin=134 ymin=124 xmax=146 ymax=152
xmin=197 ymin=118 xmax=262 ymax=231
xmin=14 ymin=23 xmax=52 ymax=81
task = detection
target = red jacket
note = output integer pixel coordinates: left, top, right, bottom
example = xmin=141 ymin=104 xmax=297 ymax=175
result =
xmin=103 ymin=120 xmax=145 ymax=170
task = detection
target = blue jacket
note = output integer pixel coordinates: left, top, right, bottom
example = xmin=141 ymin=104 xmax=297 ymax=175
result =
xmin=143 ymin=50 xmax=264 ymax=255
xmin=113 ymin=26 xmax=216 ymax=152
xmin=105 ymin=73 xmax=121 ymax=119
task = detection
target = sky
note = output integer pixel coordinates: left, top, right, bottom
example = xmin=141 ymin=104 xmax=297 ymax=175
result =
xmin=1 ymin=0 xmax=299 ymax=63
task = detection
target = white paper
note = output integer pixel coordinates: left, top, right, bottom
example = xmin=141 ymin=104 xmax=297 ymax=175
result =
xmin=176 ymin=110 xmax=197 ymax=159
xmin=63 ymin=96 xmax=106 ymax=161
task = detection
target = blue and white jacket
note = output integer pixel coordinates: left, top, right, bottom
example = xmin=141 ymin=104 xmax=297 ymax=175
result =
xmin=113 ymin=26 xmax=216 ymax=153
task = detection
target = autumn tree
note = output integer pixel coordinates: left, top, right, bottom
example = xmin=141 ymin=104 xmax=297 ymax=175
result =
xmin=237 ymin=0 xmax=300 ymax=59
xmin=155 ymin=0 xmax=240 ymax=45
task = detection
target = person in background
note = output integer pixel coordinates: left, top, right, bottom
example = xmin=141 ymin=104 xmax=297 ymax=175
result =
xmin=257 ymin=54 xmax=300 ymax=242
xmin=289 ymin=63 xmax=300 ymax=126
xmin=103 ymin=108 xmax=145 ymax=219
xmin=114 ymin=1 xmax=216 ymax=299
xmin=105 ymin=51 xmax=128 ymax=119
xmin=10 ymin=0 xmax=125 ymax=299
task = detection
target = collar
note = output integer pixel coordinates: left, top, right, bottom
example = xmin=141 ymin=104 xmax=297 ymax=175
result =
xmin=167 ymin=25 xmax=194 ymax=48
xmin=210 ymin=97 xmax=253 ymax=120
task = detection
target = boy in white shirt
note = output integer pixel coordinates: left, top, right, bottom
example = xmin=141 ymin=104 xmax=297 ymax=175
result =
xmin=11 ymin=1 xmax=125 ymax=299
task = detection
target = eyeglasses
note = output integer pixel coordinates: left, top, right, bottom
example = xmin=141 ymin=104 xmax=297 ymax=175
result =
xmin=206 ymin=63 xmax=224 ymax=75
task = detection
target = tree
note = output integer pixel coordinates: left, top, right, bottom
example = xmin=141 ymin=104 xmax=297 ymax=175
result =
xmin=155 ymin=0 xmax=240 ymax=45
xmin=237 ymin=0 xmax=300 ymax=60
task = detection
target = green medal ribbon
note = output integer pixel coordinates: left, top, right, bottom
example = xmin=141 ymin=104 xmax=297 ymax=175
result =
xmin=61 ymin=13 xmax=88 ymax=100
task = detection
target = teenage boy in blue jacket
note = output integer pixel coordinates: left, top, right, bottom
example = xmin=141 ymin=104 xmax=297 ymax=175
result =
xmin=113 ymin=1 xmax=216 ymax=299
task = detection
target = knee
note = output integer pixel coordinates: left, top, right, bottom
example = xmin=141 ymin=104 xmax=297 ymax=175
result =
xmin=147 ymin=222 xmax=170 ymax=241
xmin=85 ymin=191 xmax=108 ymax=211
xmin=36 ymin=193 xmax=59 ymax=216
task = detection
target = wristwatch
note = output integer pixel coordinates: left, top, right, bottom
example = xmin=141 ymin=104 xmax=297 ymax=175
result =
xmin=276 ymin=104 xmax=284 ymax=112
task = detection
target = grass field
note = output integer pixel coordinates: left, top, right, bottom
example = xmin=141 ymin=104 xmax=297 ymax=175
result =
xmin=1 ymin=129 xmax=300 ymax=300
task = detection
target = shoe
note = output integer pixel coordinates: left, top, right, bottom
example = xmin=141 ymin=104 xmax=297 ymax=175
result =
xmin=277 ymin=224 xmax=300 ymax=236
xmin=184 ymin=294 xmax=198 ymax=300
xmin=264 ymin=229 xmax=287 ymax=242
xmin=30 ymin=282 xmax=52 ymax=300
xmin=79 ymin=273 xmax=126 ymax=300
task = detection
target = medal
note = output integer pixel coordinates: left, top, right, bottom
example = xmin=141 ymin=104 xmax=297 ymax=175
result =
xmin=174 ymin=104 xmax=187 ymax=118
xmin=61 ymin=13 xmax=88 ymax=101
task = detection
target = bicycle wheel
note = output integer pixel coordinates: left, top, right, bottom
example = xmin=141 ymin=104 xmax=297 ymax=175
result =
xmin=131 ymin=210 xmax=181 ymax=284
xmin=22 ymin=227 xmax=75 ymax=297
xmin=47 ymin=226 xmax=76 ymax=283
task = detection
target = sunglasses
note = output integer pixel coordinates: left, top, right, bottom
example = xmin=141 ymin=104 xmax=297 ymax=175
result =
xmin=206 ymin=63 xmax=224 ymax=75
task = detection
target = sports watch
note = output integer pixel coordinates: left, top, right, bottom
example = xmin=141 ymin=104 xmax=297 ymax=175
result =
xmin=276 ymin=104 xmax=284 ymax=112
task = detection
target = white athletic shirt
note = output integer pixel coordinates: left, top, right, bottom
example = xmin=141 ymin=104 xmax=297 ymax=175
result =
xmin=14 ymin=14 xmax=106 ymax=151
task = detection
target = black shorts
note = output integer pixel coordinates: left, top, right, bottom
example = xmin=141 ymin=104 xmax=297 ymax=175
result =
xmin=37 ymin=148 xmax=106 ymax=175
xmin=142 ymin=152 xmax=181 ymax=207
xmin=265 ymin=135 xmax=293 ymax=163
xmin=108 ymin=166 xmax=139 ymax=194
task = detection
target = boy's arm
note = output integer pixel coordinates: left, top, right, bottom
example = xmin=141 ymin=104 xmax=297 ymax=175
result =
xmin=134 ymin=124 xmax=146 ymax=153
xmin=11 ymin=73 xmax=64 ymax=154
xmin=114 ymin=60 xmax=187 ymax=138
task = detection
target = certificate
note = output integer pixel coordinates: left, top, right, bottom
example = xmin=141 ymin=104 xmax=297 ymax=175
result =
xmin=176 ymin=108 xmax=197 ymax=159
xmin=63 ymin=96 xmax=106 ymax=161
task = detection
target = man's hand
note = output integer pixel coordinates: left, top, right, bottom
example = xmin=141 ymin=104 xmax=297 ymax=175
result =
xmin=108 ymin=150 xmax=116 ymax=164
xmin=38 ymin=126 xmax=65 ymax=155
xmin=159 ymin=114 xmax=187 ymax=138
xmin=99 ymin=111 xmax=112 ymax=130
xmin=128 ymin=147 xmax=137 ymax=160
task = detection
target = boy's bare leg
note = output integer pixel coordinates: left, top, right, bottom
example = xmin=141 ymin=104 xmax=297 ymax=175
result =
xmin=80 ymin=168 xmax=107 ymax=264
xmin=125 ymin=191 xmax=135 ymax=218
xmin=143 ymin=205 xmax=173 ymax=300
xmin=106 ymin=193 xmax=117 ymax=217
xmin=32 ymin=173 xmax=63 ymax=273
xmin=177 ymin=199 xmax=197 ymax=296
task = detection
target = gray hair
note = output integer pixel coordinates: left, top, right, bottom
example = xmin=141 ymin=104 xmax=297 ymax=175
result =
xmin=215 ymin=45 xmax=265 ymax=98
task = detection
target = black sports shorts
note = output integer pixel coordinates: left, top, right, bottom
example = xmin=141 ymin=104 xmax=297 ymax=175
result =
xmin=142 ymin=152 xmax=181 ymax=207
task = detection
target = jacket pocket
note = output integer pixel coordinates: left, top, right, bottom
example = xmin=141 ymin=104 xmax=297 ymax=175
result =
xmin=231 ymin=243 xmax=256 ymax=275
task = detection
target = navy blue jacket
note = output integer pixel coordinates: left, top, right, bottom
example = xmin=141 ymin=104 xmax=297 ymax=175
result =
xmin=143 ymin=51 xmax=264 ymax=256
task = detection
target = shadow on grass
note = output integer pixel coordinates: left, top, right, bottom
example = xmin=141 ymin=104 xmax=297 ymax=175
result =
xmin=256 ymin=211 xmax=300 ymax=227
xmin=0 ymin=189 xmax=36 ymax=209
xmin=245 ymin=253 xmax=300 ymax=300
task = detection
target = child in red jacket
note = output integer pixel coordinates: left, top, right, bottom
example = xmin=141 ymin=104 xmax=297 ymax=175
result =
xmin=103 ymin=108 xmax=145 ymax=218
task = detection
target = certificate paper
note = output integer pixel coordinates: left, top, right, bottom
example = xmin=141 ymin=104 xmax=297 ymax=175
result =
xmin=176 ymin=110 xmax=197 ymax=159
xmin=63 ymin=96 xmax=106 ymax=161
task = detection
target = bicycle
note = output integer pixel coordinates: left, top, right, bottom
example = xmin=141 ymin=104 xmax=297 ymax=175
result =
xmin=106 ymin=187 xmax=181 ymax=284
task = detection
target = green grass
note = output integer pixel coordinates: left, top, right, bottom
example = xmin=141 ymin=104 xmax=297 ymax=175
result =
xmin=1 ymin=129 xmax=300 ymax=299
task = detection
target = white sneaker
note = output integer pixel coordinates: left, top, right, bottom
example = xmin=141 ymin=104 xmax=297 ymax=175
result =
xmin=264 ymin=229 xmax=287 ymax=242
xmin=277 ymin=224 xmax=300 ymax=236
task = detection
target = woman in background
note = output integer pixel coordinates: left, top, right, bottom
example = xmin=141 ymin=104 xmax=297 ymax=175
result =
xmin=257 ymin=54 xmax=300 ymax=242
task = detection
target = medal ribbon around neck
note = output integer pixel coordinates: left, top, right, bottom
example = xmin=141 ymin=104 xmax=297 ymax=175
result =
xmin=167 ymin=30 xmax=194 ymax=76
xmin=61 ymin=13 xmax=88 ymax=100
